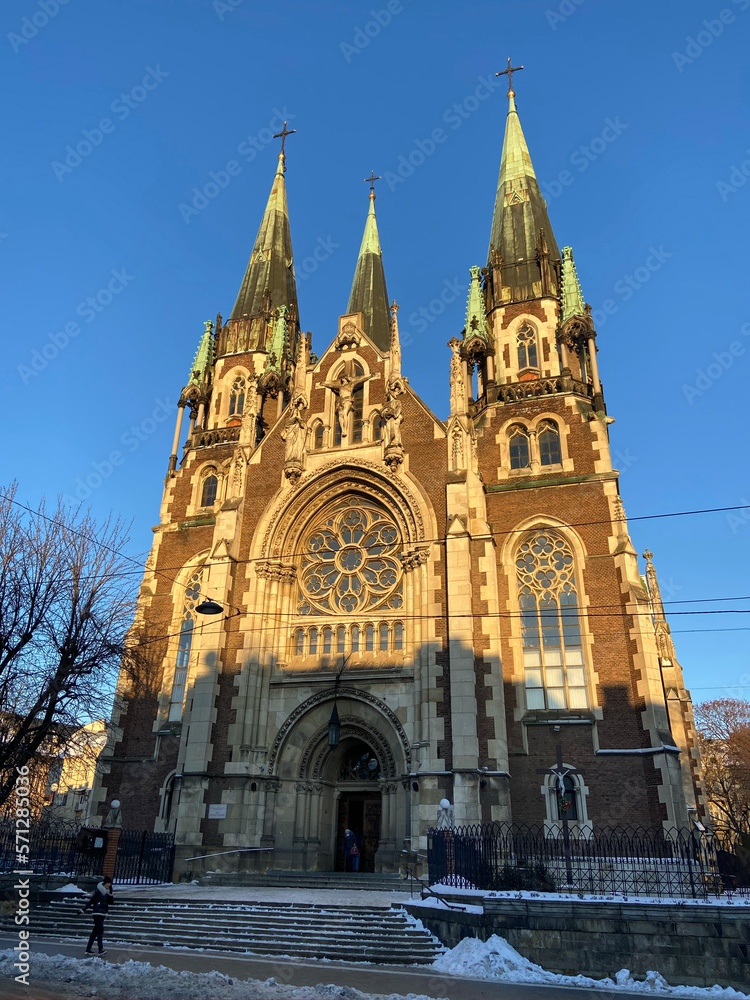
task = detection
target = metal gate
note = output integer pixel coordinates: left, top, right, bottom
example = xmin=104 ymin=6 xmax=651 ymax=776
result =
xmin=113 ymin=829 xmax=175 ymax=885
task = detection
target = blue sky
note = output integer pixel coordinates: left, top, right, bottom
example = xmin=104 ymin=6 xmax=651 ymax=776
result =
xmin=3 ymin=0 xmax=749 ymax=703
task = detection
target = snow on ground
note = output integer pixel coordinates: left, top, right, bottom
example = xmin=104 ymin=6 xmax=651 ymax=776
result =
xmin=0 ymin=950 xmax=444 ymax=1000
xmin=51 ymin=883 xmax=87 ymax=894
xmin=119 ymin=883 xmax=414 ymax=907
xmin=430 ymin=884 xmax=750 ymax=906
xmin=432 ymin=935 xmax=748 ymax=999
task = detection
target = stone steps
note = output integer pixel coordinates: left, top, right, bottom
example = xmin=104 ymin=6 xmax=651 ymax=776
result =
xmin=3 ymin=898 xmax=443 ymax=964
xmin=199 ymin=869 xmax=410 ymax=891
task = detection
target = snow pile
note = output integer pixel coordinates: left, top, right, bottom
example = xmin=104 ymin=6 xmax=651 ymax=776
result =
xmin=431 ymin=884 xmax=750 ymax=906
xmin=51 ymin=882 xmax=87 ymax=894
xmin=0 ymin=950 xmax=447 ymax=1000
xmin=433 ymin=935 xmax=748 ymax=999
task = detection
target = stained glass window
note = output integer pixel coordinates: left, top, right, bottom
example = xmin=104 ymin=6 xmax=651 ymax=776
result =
xmin=228 ymin=375 xmax=245 ymax=416
xmin=517 ymin=324 xmax=538 ymax=371
xmin=298 ymin=498 xmax=403 ymax=616
xmin=517 ymin=531 xmax=588 ymax=711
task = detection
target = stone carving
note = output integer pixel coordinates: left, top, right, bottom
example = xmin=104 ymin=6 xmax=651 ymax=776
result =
xmin=400 ymin=547 xmax=429 ymax=572
xmin=228 ymin=445 xmax=246 ymax=498
xmin=451 ymin=424 xmax=464 ymax=469
xmin=268 ymin=686 xmax=412 ymax=774
xmin=436 ymin=798 xmax=454 ymax=830
xmin=382 ymin=395 xmax=404 ymax=471
xmin=255 ymin=561 xmax=297 ymax=583
xmin=335 ymin=320 xmax=362 ymax=350
xmin=448 ymin=337 xmax=466 ymax=417
xmin=282 ymin=397 xmax=306 ymax=483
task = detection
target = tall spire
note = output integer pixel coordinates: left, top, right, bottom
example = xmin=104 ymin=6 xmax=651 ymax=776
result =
xmin=347 ymin=179 xmax=390 ymax=351
xmin=488 ymin=75 xmax=561 ymax=303
xmin=231 ymin=151 xmax=298 ymax=323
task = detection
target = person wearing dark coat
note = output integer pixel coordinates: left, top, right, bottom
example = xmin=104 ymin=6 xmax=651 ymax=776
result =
xmin=82 ymin=876 xmax=113 ymax=955
xmin=343 ymin=828 xmax=361 ymax=872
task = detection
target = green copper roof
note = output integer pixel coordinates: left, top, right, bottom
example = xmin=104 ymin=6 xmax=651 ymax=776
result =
xmin=231 ymin=154 xmax=298 ymax=322
xmin=265 ymin=304 xmax=289 ymax=374
xmin=187 ymin=321 xmax=215 ymax=386
xmin=560 ymin=246 xmax=586 ymax=324
xmin=488 ymin=93 xmax=560 ymax=301
xmin=347 ymin=191 xmax=390 ymax=351
xmin=464 ymin=266 xmax=489 ymax=340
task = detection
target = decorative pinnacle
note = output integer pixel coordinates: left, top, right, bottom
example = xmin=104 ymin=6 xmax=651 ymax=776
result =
xmin=496 ymin=57 xmax=524 ymax=98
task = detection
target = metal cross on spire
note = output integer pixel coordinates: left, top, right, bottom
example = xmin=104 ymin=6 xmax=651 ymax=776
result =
xmin=364 ymin=170 xmax=382 ymax=193
xmin=496 ymin=57 xmax=524 ymax=97
xmin=273 ymin=121 xmax=297 ymax=158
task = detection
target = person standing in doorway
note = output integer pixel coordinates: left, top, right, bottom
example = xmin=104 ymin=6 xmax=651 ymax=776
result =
xmin=343 ymin=828 xmax=361 ymax=872
xmin=81 ymin=875 xmax=113 ymax=956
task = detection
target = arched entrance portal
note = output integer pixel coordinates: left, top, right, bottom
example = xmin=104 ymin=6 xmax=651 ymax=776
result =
xmin=328 ymin=738 xmax=382 ymax=872
xmin=267 ymin=689 xmax=410 ymax=872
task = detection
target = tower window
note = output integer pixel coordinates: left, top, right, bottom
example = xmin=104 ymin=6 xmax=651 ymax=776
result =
xmin=200 ymin=474 xmax=218 ymax=508
xmin=517 ymin=324 xmax=538 ymax=371
xmin=539 ymin=421 xmax=562 ymax=466
xmin=169 ymin=567 xmax=203 ymax=721
xmin=509 ymin=427 xmax=531 ymax=470
xmin=228 ymin=375 xmax=246 ymax=416
xmin=517 ymin=530 xmax=588 ymax=711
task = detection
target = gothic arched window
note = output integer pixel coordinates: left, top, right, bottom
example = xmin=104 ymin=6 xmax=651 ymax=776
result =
xmin=509 ymin=427 xmax=531 ymax=470
xmin=517 ymin=324 xmax=538 ymax=372
xmin=201 ymin=473 xmax=218 ymax=508
xmin=297 ymin=498 xmax=403 ymax=616
xmin=169 ymin=566 xmax=203 ymax=721
xmin=516 ymin=530 xmax=588 ymax=711
xmin=333 ymin=413 xmax=343 ymax=447
xmin=539 ymin=420 xmax=562 ymax=466
xmin=228 ymin=375 xmax=246 ymax=416
xmin=313 ymin=422 xmax=324 ymax=450
xmin=372 ymin=413 xmax=383 ymax=442
xmin=352 ymin=383 xmax=364 ymax=443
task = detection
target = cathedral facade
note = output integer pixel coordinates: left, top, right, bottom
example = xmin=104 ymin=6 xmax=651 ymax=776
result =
xmin=96 ymin=82 xmax=706 ymax=874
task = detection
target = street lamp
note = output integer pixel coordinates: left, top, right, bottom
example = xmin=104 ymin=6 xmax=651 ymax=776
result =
xmin=196 ymin=598 xmax=223 ymax=615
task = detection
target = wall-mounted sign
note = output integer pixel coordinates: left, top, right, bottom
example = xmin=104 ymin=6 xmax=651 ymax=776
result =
xmin=207 ymin=803 xmax=227 ymax=819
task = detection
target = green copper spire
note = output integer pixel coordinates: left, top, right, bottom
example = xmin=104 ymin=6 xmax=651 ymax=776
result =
xmin=560 ymin=246 xmax=586 ymax=324
xmin=231 ymin=153 xmax=298 ymax=323
xmin=488 ymin=91 xmax=561 ymax=302
xmin=187 ymin=321 xmax=215 ymax=387
xmin=265 ymin=304 xmax=289 ymax=374
xmin=464 ymin=266 xmax=489 ymax=341
xmin=347 ymin=188 xmax=391 ymax=351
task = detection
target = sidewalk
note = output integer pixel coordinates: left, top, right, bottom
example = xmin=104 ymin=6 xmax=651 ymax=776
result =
xmin=0 ymin=934 xmax=651 ymax=1000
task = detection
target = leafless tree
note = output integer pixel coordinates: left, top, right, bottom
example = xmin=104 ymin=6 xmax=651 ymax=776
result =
xmin=0 ymin=483 xmax=138 ymax=810
xmin=694 ymin=698 xmax=750 ymax=836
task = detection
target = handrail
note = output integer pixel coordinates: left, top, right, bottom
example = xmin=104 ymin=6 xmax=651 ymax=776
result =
xmin=184 ymin=847 xmax=274 ymax=861
xmin=404 ymin=864 xmax=466 ymax=911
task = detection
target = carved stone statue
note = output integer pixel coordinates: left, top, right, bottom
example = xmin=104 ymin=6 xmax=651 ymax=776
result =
xmin=282 ymin=403 xmax=305 ymax=467
xmin=381 ymin=396 xmax=403 ymax=449
xmin=103 ymin=799 xmax=122 ymax=828
xmin=436 ymin=798 xmax=454 ymax=830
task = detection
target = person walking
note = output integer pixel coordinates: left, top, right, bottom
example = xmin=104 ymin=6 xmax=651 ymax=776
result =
xmin=81 ymin=875 xmax=113 ymax=956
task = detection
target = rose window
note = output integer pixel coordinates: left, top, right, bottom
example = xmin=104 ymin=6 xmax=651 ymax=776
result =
xmin=298 ymin=499 xmax=403 ymax=615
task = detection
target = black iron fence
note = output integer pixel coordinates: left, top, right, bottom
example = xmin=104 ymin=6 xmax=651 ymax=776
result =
xmin=428 ymin=824 xmax=750 ymax=899
xmin=114 ymin=828 xmax=175 ymax=885
xmin=0 ymin=820 xmax=174 ymax=885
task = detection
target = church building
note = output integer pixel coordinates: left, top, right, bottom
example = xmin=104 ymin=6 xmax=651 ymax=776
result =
xmin=96 ymin=71 xmax=706 ymax=874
